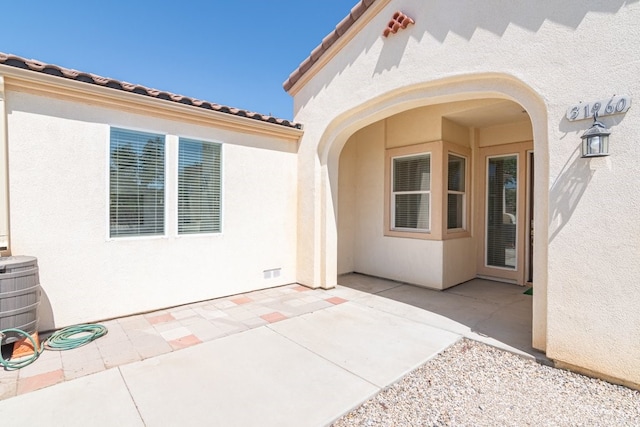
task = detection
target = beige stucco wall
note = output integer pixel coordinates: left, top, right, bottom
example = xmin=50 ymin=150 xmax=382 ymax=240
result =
xmin=338 ymin=121 xmax=445 ymax=287
xmin=293 ymin=0 xmax=640 ymax=386
xmin=478 ymin=121 xmax=532 ymax=147
xmin=6 ymin=90 xmax=298 ymax=329
xmin=337 ymin=134 xmax=357 ymax=275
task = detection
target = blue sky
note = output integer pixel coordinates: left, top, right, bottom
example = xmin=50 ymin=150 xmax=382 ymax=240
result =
xmin=0 ymin=1 xmax=358 ymax=120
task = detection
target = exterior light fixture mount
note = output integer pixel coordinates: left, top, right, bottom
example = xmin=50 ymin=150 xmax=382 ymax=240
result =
xmin=580 ymin=112 xmax=610 ymax=157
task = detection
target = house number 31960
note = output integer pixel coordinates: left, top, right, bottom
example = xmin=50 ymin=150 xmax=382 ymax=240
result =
xmin=566 ymin=95 xmax=632 ymax=121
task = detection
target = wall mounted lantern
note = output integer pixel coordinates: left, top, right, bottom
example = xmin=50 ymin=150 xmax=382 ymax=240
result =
xmin=581 ymin=112 xmax=611 ymax=157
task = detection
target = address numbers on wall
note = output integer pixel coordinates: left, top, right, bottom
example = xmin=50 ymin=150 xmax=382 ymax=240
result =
xmin=566 ymin=95 xmax=631 ymax=121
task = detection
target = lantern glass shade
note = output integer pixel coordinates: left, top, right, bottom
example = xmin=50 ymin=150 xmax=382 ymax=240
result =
xmin=581 ymin=120 xmax=610 ymax=157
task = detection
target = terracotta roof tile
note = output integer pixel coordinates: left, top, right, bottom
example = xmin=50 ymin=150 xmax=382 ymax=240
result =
xmin=383 ymin=11 xmax=415 ymax=37
xmin=283 ymin=0 xmax=378 ymax=92
xmin=0 ymin=52 xmax=301 ymax=130
xmin=309 ymin=45 xmax=325 ymax=63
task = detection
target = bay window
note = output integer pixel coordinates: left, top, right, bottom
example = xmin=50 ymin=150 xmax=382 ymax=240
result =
xmin=385 ymin=141 xmax=469 ymax=240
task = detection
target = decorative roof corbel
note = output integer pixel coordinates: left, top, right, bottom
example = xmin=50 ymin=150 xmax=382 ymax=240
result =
xmin=383 ymin=11 xmax=415 ymax=37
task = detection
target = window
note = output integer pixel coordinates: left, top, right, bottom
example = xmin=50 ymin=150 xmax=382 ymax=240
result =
xmin=386 ymin=142 xmax=469 ymax=240
xmin=178 ymin=138 xmax=222 ymax=234
xmin=110 ymin=128 xmax=165 ymax=237
xmin=447 ymin=154 xmax=466 ymax=230
xmin=392 ymin=153 xmax=431 ymax=231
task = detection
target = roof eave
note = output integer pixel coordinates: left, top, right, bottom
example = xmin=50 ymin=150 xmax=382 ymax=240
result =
xmin=0 ymin=52 xmax=302 ymax=131
xmin=1 ymin=65 xmax=304 ymax=142
xmin=283 ymin=0 xmax=390 ymax=95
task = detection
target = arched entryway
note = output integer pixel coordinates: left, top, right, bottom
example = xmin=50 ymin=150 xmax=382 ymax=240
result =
xmin=315 ymin=74 xmax=548 ymax=351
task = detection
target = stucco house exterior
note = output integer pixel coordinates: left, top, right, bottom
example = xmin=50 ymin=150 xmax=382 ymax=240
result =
xmin=1 ymin=0 xmax=639 ymax=389
xmin=0 ymin=53 xmax=303 ymax=333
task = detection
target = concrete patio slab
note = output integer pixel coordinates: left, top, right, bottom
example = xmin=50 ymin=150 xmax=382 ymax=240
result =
xmin=0 ymin=369 xmax=144 ymax=427
xmin=445 ymin=278 xmax=528 ymax=303
xmin=373 ymin=282 xmax=503 ymax=326
xmin=119 ymin=326 xmax=379 ymax=427
xmin=0 ymin=277 xmax=545 ymax=426
xmin=334 ymin=273 xmax=403 ymax=294
xmin=356 ymin=291 xmax=534 ymax=358
xmin=338 ymin=274 xmax=543 ymax=360
xmin=269 ymin=302 xmax=461 ymax=388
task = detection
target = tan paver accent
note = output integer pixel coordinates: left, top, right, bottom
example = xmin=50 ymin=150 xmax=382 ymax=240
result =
xmin=230 ymin=296 xmax=253 ymax=305
xmin=0 ymin=284 xmax=339 ymax=401
xmin=17 ymin=369 xmax=64 ymax=395
xmin=146 ymin=313 xmax=176 ymax=325
xmin=16 ymin=350 xmax=62 ymax=379
xmin=98 ymin=343 xmax=141 ymax=369
xmin=168 ymin=335 xmax=202 ymax=350
xmin=0 ymin=370 xmax=19 ymax=400
xmin=261 ymin=312 xmax=288 ymax=323
xmin=326 ymin=297 xmax=348 ymax=305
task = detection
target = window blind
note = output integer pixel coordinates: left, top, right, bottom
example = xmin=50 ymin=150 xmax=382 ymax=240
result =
xmin=110 ymin=128 xmax=165 ymax=237
xmin=178 ymin=138 xmax=221 ymax=234
xmin=392 ymin=154 xmax=430 ymax=230
xmin=486 ymin=155 xmax=517 ymax=268
xmin=447 ymin=154 xmax=466 ymax=229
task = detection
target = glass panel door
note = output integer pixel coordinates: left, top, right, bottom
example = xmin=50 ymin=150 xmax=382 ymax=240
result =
xmin=486 ymin=155 xmax=518 ymax=269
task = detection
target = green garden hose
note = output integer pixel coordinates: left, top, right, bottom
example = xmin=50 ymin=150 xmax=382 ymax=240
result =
xmin=0 ymin=324 xmax=107 ymax=370
xmin=44 ymin=324 xmax=107 ymax=351
xmin=0 ymin=328 xmax=43 ymax=370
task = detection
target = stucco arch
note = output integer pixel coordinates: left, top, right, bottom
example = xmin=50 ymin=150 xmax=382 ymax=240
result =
xmin=314 ymin=72 xmax=549 ymax=350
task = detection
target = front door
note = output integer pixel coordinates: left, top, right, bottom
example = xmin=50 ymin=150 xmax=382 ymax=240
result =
xmin=477 ymin=142 xmax=533 ymax=285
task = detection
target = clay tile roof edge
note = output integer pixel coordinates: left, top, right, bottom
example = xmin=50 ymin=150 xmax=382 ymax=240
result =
xmin=0 ymin=52 xmax=302 ymax=130
xmin=283 ymin=0 xmax=380 ymax=93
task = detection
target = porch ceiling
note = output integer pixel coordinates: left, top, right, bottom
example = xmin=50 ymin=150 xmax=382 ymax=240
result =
xmin=444 ymin=99 xmax=530 ymax=128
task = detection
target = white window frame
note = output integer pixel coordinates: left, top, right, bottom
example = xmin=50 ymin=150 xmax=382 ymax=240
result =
xmin=390 ymin=152 xmax=432 ymax=233
xmin=446 ymin=153 xmax=467 ymax=232
xmin=177 ymin=137 xmax=223 ymax=235
xmin=108 ymin=127 xmax=167 ymax=239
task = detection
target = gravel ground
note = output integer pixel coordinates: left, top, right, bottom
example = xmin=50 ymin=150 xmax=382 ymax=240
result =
xmin=332 ymin=339 xmax=640 ymax=426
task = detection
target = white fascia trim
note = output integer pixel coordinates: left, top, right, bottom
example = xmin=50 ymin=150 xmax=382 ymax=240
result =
xmin=286 ymin=0 xmax=392 ymax=96
xmin=0 ymin=66 xmax=304 ymax=143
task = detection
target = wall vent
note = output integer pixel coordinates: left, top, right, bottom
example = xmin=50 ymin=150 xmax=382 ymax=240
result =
xmin=263 ymin=268 xmax=282 ymax=279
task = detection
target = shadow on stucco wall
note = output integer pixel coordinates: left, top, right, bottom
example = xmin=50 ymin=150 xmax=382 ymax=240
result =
xmin=548 ymin=146 xmax=593 ymax=243
xmin=550 ymin=111 xmax=627 ymax=242
xmin=374 ymin=0 xmax=640 ymax=75
xmin=370 ymin=0 xmax=638 ymax=81
xmin=298 ymin=0 xmax=637 ymax=111
xmin=38 ymin=285 xmax=55 ymax=332
xmin=411 ymin=0 xmax=637 ymax=43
